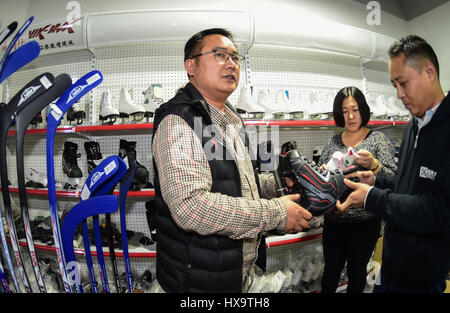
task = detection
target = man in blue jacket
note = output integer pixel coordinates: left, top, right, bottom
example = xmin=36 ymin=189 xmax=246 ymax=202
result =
xmin=337 ymin=35 xmax=450 ymax=293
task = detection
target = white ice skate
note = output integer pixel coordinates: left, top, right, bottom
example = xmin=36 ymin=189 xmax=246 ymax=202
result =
xmin=236 ymin=85 xmax=265 ymax=119
xmin=142 ymin=83 xmax=164 ymax=119
xmin=387 ymin=96 xmax=409 ymax=120
xmin=99 ymin=90 xmax=120 ymax=125
xmin=25 ymin=168 xmax=48 ymax=188
xmin=118 ymin=87 xmax=145 ymax=122
xmin=257 ymin=89 xmax=284 ymax=119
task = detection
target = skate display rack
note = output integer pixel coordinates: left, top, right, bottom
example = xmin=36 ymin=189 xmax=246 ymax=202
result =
xmin=7 ymin=119 xmax=408 ymax=137
xmin=0 ymin=186 xmax=155 ymax=198
xmin=1 ymin=40 xmax=407 ymax=293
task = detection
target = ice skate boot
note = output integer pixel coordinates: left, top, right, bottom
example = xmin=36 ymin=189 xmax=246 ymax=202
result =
xmin=283 ymin=90 xmax=304 ymax=120
xmin=29 ymin=111 xmax=43 ymax=126
xmin=387 ymin=96 xmax=409 ymax=120
xmin=25 ymin=168 xmax=48 ymax=188
xmin=257 ymin=89 xmax=284 ymax=119
xmin=84 ymin=141 xmax=103 ymax=174
xmin=373 ymin=95 xmax=389 ymax=120
xmin=236 ymin=85 xmax=265 ymax=119
xmin=99 ymin=90 xmax=120 ymax=125
xmin=306 ymin=91 xmax=327 ymax=120
xmin=142 ymin=83 xmax=164 ymax=120
xmin=118 ymin=139 xmax=151 ymax=191
xmin=66 ymin=100 xmax=86 ymax=125
xmin=118 ymin=87 xmax=145 ymax=122
xmin=276 ymin=89 xmax=297 ymax=120
xmin=62 ymin=141 xmax=83 ymax=188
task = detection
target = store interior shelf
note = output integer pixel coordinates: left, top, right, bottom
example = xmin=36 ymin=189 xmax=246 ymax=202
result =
xmin=7 ymin=126 xmax=74 ymax=136
xmin=265 ymin=228 xmax=323 ymax=248
xmin=10 ymin=229 xmax=323 ymax=259
xmin=0 ymin=186 xmax=155 ymax=198
xmin=6 ymin=119 xmax=409 ymax=137
xmin=10 ymin=238 xmax=157 ymax=259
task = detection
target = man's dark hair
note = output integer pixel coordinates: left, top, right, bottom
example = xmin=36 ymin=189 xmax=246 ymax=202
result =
xmin=333 ymin=86 xmax=371 ymax=128
xmin=388 ymin=35 xmax=440 ymax=79
xmin=184 ymin=28 xmax=236 ymax=61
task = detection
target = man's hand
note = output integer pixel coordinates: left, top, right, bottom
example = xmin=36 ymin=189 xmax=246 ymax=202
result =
xmin=280 ymin=194 xmax=312 ymax=233
xmin=336 ymin=178 xmax=371 ymax=213
xmin=345 ymin=170 xmax=375 ymax=186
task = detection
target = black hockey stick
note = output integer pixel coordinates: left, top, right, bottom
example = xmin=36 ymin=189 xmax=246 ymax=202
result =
xmin=14 ymin=73 xmax=72 ymax=293
xmin=0 ymin=73 xmax=56 ymax=292
xmin=0 ymin=21 xmax=18 ymax=46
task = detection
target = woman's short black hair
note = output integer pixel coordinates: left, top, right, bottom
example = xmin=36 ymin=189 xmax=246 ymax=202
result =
xmin=332 ymin=86 xmax=371 ymax=128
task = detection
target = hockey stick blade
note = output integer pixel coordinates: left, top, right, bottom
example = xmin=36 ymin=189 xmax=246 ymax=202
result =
xmin=0 ymin=16 xmax=33 ymax=67
xmin=1 ymin=73 xmax=54 ymax=125
xmin=61 ymin=196 xmax=119 ymax=293
xmin=0 ymin=21 xmax=18 ymax=46
xmin=0 ymin=40 xmax=40 ymax=84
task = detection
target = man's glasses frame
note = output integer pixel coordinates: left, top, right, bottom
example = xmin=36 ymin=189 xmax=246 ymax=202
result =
xmin=191 ymin=48 xmax=245 ymax=65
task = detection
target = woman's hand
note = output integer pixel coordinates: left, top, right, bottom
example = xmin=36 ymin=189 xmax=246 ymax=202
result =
xmin=355 ymin=149 xmax=377 ymax=170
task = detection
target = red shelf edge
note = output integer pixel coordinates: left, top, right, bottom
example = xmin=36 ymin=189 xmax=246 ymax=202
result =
xmin=265 ymin=232 xmax=323 ymax=248
xmin=0 ymin=187 xmax=155 ymax=198
xmin=6 ymin=120 xmax=407 ymax=136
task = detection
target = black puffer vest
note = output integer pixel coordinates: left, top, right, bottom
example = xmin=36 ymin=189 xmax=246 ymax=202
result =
xmin=152 ymin=83 xmax=262 ymax=293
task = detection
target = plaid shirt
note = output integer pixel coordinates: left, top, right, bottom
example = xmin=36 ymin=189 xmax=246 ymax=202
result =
xmin=152 ymin=103 xmax=287 ymax=283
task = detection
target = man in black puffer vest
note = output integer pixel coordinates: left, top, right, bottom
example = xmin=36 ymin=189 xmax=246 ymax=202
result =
xmin=338 ymin=35 xmax=450 ymax=293
xmin=152 ymin=28 xmax=312 ymax=293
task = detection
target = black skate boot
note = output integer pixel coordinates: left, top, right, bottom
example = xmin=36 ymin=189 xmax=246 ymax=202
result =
xmin=84 ymin=141 xmax=103 ymax=174
xmin=118 ymin=139 xmax=150 ymax=191
xmin=66 ymin=101 xmax=86 ymax=125
xmin=62 ymin=141 xmax=83 ymax=189
xmin=278 ymin=142 xmax=350 ymax=216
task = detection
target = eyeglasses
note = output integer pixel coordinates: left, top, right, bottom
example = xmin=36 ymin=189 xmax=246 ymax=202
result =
xmin=191 ymin=49 xmax=245 ymax=65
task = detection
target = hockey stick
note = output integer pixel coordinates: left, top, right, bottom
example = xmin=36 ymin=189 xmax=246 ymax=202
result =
xmin=80 ymin=156 xmax=127 ymax=293
xmin=61 ymin=195 xmax=118 ymax=293
xmin=91 ymin=155 xmax=129 ymax=293
xmin=0 ymin=255 xmax=12 ymax=293
xmin=15 ymin=73 xmax=72 ymax=293
xmin=118 ymin=151 xmax=136 ymax=293
xmin=46 ymin=70 xmax=103 ymax=293
xmin=0 ymin=17 xmax=40 ymax=84
xmin=0 ymin=73 xmax=56 ymax=293
xmin=0 ymin=21 xmax=18 ymax=46
xmin=86 ymin=153 xmax=135 ymax=293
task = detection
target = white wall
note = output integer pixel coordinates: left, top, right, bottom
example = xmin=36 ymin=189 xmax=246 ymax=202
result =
xmin=408 ymin=1 xmax=450 ymax=92
xmin=21 ymin=0 xmax=409 ymax=39
xmin=0 ymin=0 xmax=30 ymax=28
xmin=2 ymin=0 xmax=448 ymax=90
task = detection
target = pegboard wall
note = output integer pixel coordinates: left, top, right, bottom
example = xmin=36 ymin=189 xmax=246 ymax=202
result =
xmin=1 ymin=40 xmax=405 ymax=292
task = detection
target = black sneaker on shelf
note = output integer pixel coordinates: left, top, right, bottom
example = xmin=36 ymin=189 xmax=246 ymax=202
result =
xmin=280 ymin=148 xmax=349 ymax=216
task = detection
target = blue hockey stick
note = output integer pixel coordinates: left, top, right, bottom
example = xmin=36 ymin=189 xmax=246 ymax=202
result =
xmin=79 ymin=156 xmax=127 ymax=293
xmin=0 ymin=17 xmax=40 ymax=84
xmin=46 ymin=70 xmax=103 ymax=293
xmin=61 ymin=195 xmax=118 ymax=293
